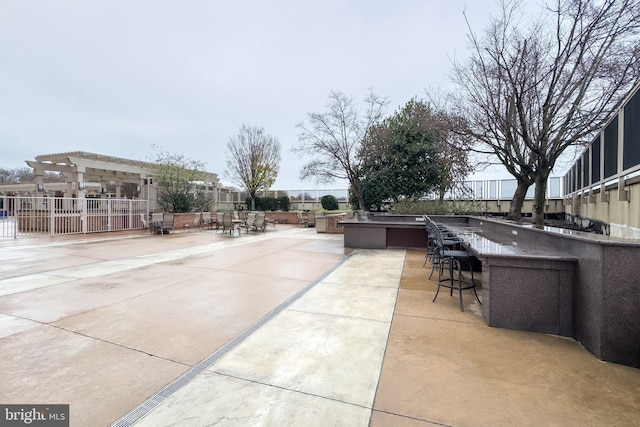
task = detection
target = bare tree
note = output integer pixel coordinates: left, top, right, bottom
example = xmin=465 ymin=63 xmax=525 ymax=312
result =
xmin=0 ymin=167 xmax=33 ymax=183
xmin=450 ymin=0 xmax=640 ymax=225
xmin=430 ymin=108 xmax=475 ymax=201
xmin=0 ymin=168 xmax=26 ymax=183
xmin=294 ymin=90 xmax=389 ymax=210
xmin=0 ymin=167 xmax=65 ymax=184
xmin=225 ymin=124 xmax=281 ymax=210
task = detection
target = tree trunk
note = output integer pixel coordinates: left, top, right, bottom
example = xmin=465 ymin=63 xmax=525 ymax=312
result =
xmin=532 ymin=174 xmax=548 ymax=228
xmin=351 ymin=180 xmax=365 ymax=210
xmin=506 ymin=181 xmax=530 ymax=221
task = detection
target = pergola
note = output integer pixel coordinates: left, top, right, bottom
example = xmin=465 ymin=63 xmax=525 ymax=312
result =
xmin=19 ymin=151 xmax=219 ymax=210
xmin=26 ymin=151 xmax=156 ymax=198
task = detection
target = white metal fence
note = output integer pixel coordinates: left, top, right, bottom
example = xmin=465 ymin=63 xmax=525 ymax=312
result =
xmin=217 ymin=178 xmax=566 ymax=211
xmin=0 ymin=197 xmax=148 ymax=238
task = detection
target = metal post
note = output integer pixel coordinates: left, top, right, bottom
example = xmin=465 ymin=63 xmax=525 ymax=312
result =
xmin=128 ymin=200 xmax=133 ymax=230
xmin=107 ymin=199 xmax=112 ymax=231
xmin=49 ymin=196 xmax=55 ymax=237
xmin=13 ymin=196 xmax=18 ymax=239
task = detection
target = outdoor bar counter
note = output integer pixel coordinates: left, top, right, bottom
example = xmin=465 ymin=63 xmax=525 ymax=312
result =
xmin=341 ymin=213 xmax=428 ymax=249
xmin=446 ymin=223 xmax=577 ymax=338
xmin=341 ymin=214 xmax=640 ymax=368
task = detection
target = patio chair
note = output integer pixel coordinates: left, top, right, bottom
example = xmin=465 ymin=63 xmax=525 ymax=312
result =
xmin=150 ymin=212 xmax=164 ymax=234
xmin=202 ymin=212 xmax=216 ymax=230
xmin=251 ymin=213 xmax=267 ymax=234
xmin=220 ymin=212 xmax=240 ymax=236
xmin=151 ymin=212 xmax=163 ymax=223
xmin=296 ymin=212 xmax=308 ymax=227
xmin=160 ymin=212 xmax=175 ymax=234
xmin=139 ymin=213 xmax=153 ymax=234
xmin=267 ymin=214 xmax=279 ymax=229
xmin=306 ymin=212 xmax=316 ymax=227
xmin=240 ymin=212 xmax=257 ymax=234
xmin=183 ymin=213 xmax=201 ymax=232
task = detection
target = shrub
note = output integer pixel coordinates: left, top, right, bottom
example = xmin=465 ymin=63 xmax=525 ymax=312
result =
xmin=245 ymin=196 xmax=290 ymax=211
xmin=277 ymin=196 xmax=290 ymax=211
xmin=321 ymin=195 xmax=339 ymax=210
xmin=245 ymin=196 xmax=255 ymax=210
xmin=160 ymin=192 xmax=194 ymax=213
xmin=262 ymin=197 xmax=278 ymax=211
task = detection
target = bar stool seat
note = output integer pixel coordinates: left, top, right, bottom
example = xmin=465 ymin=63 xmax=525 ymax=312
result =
xmin=423 ymin=216 xmax=481 ymax=312
xmin=433 ymin=246 xmax=481 ymax=312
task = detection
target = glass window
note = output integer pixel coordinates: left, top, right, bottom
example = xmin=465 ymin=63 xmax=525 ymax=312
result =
xmin=549 ymin=178 xmax=561 ymax=198
xmin=318 ymin=189 xmax=347 ymax=201
xmin=302 ymin=191 xmax=317 ymax=202
xmin=475 ymin=181 xmax=484 ymax=199
xmin=604 ymin=116 xmax=618 ymax=179
xmin=500 ymin=180 xmax=517 ymax=199
xmin=489 ymin=181 xmax=497 ymax=199
xmin=525 ymin=185 xmax=535 ymax=199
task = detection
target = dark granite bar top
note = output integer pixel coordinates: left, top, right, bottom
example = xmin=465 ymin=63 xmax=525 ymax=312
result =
xmin=339 ymin=216 xmax=426 ymax=225
xmin=339 ymin=218 xmax=426 ymax=228
xmin=517 ymin=223 xmax=640 ymax=245
xmin=447 ymin=225 xmax=577 ymax=260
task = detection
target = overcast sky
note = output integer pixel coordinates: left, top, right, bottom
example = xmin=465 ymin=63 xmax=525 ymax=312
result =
xmin=1 ymin=0 xmax=516 ymax=189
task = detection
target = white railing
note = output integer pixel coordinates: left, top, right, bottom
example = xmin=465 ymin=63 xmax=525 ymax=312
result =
xmin=216 ymin=178 xmax=565 ymax=211
xmin=0 ymin=197 xmax=148 ymax=238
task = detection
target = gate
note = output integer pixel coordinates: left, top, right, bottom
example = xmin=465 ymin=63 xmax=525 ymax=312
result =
xmin=0 ymin=196 xmax=149 ymax=238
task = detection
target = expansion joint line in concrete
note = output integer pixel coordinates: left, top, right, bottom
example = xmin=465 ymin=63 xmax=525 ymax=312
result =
xmin=110 ymin=251 xmax=357 ymax=427
xmin=213 ymin=371 xmax=372 ymax=410
xmin=2 ymin=312 xmax=191 ymax=368
xmin=372 ymin=409 xmax=452 ymax=427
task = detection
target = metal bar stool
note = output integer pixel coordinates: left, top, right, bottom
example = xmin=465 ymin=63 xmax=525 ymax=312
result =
xmin=430 ymin=225 xmax=481 ymax=312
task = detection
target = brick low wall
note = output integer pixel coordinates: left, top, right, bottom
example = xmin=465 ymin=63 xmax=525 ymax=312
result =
xmin=325 ymin=214 xmax=346 ymax=234
xmin=174 ymin=213 xmax=194 ymax=230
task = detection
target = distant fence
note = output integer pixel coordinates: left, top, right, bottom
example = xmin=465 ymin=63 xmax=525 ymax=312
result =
xmin=216 ymin=178 xmax=565 ymax=211
xmin=0 ymin=197 xmax=148 ymax=238
xmin=217 ymin=188 xmax=350 ymax=211
xmin=0 ymin=177 xmax=573 ymax=239
xmin=451 ymin=177 xmax=563 ymax=200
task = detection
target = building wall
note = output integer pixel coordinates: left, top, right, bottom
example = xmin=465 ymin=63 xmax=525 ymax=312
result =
xmin=564 ymin=177 xmax=640 ymax=237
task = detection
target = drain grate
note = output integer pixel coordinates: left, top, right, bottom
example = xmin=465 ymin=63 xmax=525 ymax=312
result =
xmin=110 ymin=254 xmax=352 ymax=426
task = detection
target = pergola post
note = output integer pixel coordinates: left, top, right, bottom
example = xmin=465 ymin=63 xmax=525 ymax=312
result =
xmin=115 ymin=181 xmax=122 ymax=198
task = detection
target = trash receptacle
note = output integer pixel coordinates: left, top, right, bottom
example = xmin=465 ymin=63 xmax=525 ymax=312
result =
xmin=316 ymin=216 xmax=326 ymax=233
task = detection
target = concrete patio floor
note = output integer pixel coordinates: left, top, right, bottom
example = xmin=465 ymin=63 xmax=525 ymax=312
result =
xmin=0 ymin=226 xmax=638 ymax=426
